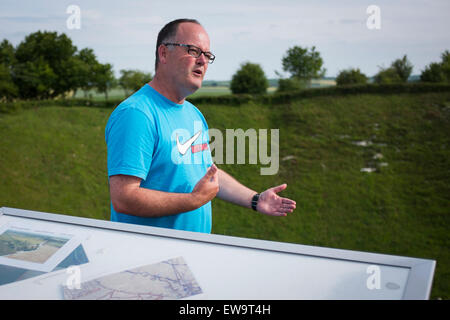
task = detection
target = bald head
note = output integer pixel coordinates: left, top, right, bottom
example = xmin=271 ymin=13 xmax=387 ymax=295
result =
xmin=150 ymin=19 xmax=211 ymax=103
xmin=155 ymin=18 xmax=202 ymax=72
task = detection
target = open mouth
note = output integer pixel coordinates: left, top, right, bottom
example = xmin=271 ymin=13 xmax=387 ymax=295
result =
xmin=193 ymin=69 xmax=203 ymax=77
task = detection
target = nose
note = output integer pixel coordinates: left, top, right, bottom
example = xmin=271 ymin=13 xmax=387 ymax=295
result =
xmin=196 ymin=52 xmax=208 ymax=65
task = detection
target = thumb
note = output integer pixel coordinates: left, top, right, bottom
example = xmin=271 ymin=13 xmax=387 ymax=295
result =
xmin=271 ymin=183 xmax=287 ymax=194
xmin=206 ymin=164 xmax=217 ymax=176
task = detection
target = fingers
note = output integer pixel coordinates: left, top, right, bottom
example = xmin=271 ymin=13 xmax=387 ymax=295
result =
xmin=262 ymin=201 xmax=295 ymax=217
xmin=206 ymin=164 xmax=218 ymax=182
xmin=281 ymin=204 xmax=296 ymax=210
xmin=278 ymin=199 xmax=296 ymax=214
xmin=282 ymin=198 xmax=296 ymax=206
xmin=207 ymin=163 xmax=217 ymax=176
xmin=278 ymin=206 xmax=295 ymax=214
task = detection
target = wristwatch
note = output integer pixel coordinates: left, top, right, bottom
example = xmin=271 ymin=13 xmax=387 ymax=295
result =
xmin=251 ymin=193 xmax=260 ymax=211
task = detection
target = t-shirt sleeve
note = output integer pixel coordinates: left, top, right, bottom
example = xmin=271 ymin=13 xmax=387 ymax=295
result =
xmin=106 ymin=107 xmax=156 ymax=180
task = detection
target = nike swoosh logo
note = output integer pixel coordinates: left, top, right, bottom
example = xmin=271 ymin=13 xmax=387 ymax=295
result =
xmin=176 ymin=130 xmax=201 ymax=155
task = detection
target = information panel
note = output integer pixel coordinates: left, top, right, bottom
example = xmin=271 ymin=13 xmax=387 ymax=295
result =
xmin=0 ymin=207 xmax=435 ymax=300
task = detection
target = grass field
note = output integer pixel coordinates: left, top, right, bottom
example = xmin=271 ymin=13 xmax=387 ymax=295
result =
xmin=0 ymin=91 xmax=449 ymax=298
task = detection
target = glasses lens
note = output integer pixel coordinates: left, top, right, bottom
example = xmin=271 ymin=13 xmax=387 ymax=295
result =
xmin=186 ymin=45 xmax=215 ymax=64
xmin=206 ymin=53 xmax=215 ymax=64
xmin=187 ymin=47 xmax=201 ymax=58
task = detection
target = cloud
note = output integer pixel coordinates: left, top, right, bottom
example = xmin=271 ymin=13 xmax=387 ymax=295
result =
xmin=339 ymin=18 xmax=363 ymax=25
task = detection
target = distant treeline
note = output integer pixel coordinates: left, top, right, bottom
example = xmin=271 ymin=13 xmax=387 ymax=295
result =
xmin=1 ymin=30 xmax=449 ymax=101
xmin=203 ymin=75 xmax=424 ymax=88
xmin=228 ymin=47 xmax=450 ymax=95
xmin=0 ymin=31 xmax=152 ymax=101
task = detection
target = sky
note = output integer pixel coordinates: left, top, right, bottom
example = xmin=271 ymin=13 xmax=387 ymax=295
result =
xmin=1 ymin=0 xmax=449 ymax=81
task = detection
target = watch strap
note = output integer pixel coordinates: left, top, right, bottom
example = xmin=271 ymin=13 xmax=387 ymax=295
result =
xmin=251 ymin=193 xmax=260 ymax=211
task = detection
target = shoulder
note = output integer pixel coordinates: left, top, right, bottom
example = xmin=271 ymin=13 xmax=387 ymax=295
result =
xmin=105 ymin=86 xmax=161 ymax=140
xmin=109 ymin=85 xmax=157 ymax=123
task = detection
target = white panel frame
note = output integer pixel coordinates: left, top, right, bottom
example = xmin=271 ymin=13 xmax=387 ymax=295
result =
xmin=0 ymin=207 xmax=436 ymax=299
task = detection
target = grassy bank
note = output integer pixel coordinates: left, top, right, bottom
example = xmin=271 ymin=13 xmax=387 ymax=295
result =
xmin=0 ymin=92 xmax=449 ymax=298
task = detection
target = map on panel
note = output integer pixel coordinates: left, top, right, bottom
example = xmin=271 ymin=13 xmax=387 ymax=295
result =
xmin=62 ymin=256 xmax=202 ymax=300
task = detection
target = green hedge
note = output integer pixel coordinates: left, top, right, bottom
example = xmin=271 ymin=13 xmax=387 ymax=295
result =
xmin=191 ymin=83 xmax=450 ymax=106
xmin=2 ymin=83 xmax=450 ymax=114
xmin=187 ymin=93 xmax=254 ymax=106
xmin=0 ymin=98 xmax=122 ymax=114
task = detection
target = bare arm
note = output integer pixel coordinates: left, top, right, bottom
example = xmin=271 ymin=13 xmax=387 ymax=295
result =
xmin=109 ymin=164 xmax=219 ymax=218
xmin=216 ymin=169 xmax=257 ymax=209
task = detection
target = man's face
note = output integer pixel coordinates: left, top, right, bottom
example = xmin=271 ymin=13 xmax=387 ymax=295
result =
xmin=164 ymin=23 xmax=211 ymax=97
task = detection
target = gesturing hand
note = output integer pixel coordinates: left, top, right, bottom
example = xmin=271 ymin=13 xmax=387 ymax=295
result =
xmin=256 ymin=184 xmax=296 ymax=216
xmin=191 ymin=164 xmax=219 ymax=207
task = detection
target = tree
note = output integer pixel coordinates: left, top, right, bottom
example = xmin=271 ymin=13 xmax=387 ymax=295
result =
xmin=0 ymin=40 xmax=18 ymax=100
xmin=12 ymin=57 xmax=57 ymax=99
xmin=0 ymin=32 xmax=118 ymax=100
xmin=336 ymin=68 xmax=368 ymax=86
xmin=281 ymin=46 xmax=326 ymax=83
xmin=420 ymin=50 xmax=450 ymax=83
xmin=75 ymin=48 xmax=100 ymax=98
xmin=439 ymin=50 xmax=450 ymax=81
xmin=119 ymin=69 xmax=153 ymax=97
xmin=0 ymin=63 xmax=18 ymax=100
xmin=0 ymin=40 xmax=16 ymax=66
xmin=13 ymin=31 xmax=78 ymax=98
xmin=374 ymin=67 xmax=402 ymax=84
xmin=230 ymin=62 xmax=268 ymax=94
xmin=94 ymin=63 xmax=115 ymax=100
xmin=391 ymin=55 xmax=413 ymax=82
xmin=420 ymin=62 xmax=445 ymax=83
xmin=374 ymin=55 xmax=413 ymax=84
xmin=276 ymin=77 xmax=306 ymax=93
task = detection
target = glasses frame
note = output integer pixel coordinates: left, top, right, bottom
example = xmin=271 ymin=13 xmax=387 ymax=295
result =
xmin=163 ymin=43 xmax=215 ymax=64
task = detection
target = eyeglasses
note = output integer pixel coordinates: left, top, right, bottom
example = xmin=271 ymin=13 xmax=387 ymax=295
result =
xmin=163 ymin=43 xmax=215 ymax=64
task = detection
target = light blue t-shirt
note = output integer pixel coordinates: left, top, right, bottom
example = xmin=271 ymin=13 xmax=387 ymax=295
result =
xmin=105 ymin=84 xmax=213 ymax=233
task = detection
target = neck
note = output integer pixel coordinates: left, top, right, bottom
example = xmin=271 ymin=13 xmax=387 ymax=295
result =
xmin=148 ymin=73 xmax=186 ymax=105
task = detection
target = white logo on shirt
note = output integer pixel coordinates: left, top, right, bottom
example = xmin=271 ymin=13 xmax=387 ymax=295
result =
xmin=176 ymin=130 xmax=201 ymax=155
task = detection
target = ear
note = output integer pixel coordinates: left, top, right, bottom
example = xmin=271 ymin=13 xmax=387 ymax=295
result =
xmin=158 ymin=44 xmax=169 ymax=65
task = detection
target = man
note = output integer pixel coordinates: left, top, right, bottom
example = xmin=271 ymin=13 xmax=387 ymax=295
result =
xmin=105 ymin=18 xmax=296 ymax=233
